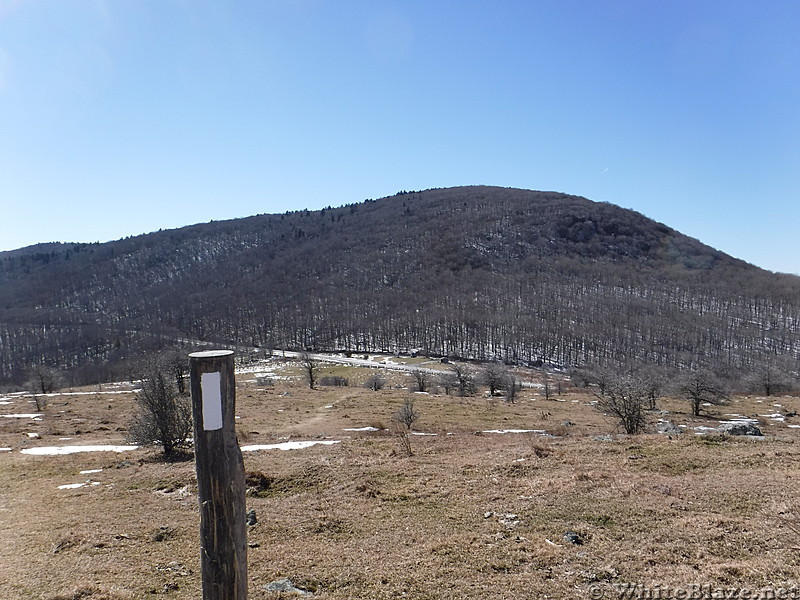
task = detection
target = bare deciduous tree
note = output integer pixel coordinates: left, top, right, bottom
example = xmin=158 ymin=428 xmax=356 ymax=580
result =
xmin=586 ymin=366 xmax=615 ymax=396
xmin=746 ymin=358 xmax=794 ymax=397
xmin=503 ymin=373 xmax=521 ymax=404
xmin=450 ymin=363 xmax=476 ymax=397
xmin=410 ymin=368 xmax=431 ymax=393
xmin=480 ymin=363 xmax=508 ymax=396
xmin=163 ymin=348 xmax=189 ymax=394
xmin=438 ymin=371 xmax=459 ymax=395
xmin=542 ymin=369 xmax=553 ymax=400
xmin=678 ymin=370 xmax=728 ymax=417
xmin=30 ymin=391 xmax=47 ymax=412
xmin=27 ymin=365 xmax=62 ymax=395
xmin=299 ymin=351 xmax=320 ymax=389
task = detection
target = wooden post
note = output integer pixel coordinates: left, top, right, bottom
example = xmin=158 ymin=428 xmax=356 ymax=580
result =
xmin=189 ymin=350 xmax=247 ymax=600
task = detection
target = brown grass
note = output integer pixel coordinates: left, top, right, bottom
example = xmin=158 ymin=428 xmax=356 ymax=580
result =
xmin=1 ymin=363 xmax=799 ymax=598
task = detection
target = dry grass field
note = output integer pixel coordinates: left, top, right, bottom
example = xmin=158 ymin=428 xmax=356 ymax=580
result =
xmin=1 ymin=356 xmax=799 ymax=599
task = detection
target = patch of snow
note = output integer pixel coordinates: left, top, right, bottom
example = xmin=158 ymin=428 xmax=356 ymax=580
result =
xmin=324 ymin=405 xmax=334 ymax=409
xmin=26 ymin=432 xmax=40 ymax=438
xmin=414 ymin=391 xmax=429 ymax=395
xmin=343 ymin=426 xmax=380 ymax=432
xmin=0 ymin=400 xmax=13 ymax=405
xmin=236 ymin=366 xmax=281 ymax=376
xmin=58 ymin=481 xmax=102 ymax=490
xmin=773 ymin=404 xmax=783 ymax=408
xmin=788 ymin=425 xmax=800 ymax=429
xmin=80 ymin=469 xmax=103 ymax=474
xmin=483 ymin=429 xmax=547 ymax=434
xmin=1 ymin=413 xmax=42 ymax=418
xmin=693 ymin=426 xmax=718 ymax=434
xmin=21 ymin=445 xmax=138 ymax=455
xmin=40 ymin=390 xmax=139 ymax=397
xmin=240 ymin=440 xmax=341 ymax=452
xmin=760 ymin=413 xmax=785 ymax=421
xmin=0 ymin=447 xmax=11 ymax=452
xmin=410 ymin=432 xmax=437 ymax=436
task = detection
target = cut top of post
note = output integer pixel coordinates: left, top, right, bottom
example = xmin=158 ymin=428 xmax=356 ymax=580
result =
xmin=189 ymin=350 xmax=235 ymax=359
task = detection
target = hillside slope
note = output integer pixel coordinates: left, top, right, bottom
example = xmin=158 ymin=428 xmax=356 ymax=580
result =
xmin=1 ymin=186 xmax=799 ymax=385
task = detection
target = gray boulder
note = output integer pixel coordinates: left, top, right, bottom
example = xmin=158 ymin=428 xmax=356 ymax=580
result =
xmin=263 ymin=579 xmax=311 ymax=595
xmin=657 ymin=421 xmax=683 ymax=435
xmin=717 ymin=422 xmax=763 ymax=436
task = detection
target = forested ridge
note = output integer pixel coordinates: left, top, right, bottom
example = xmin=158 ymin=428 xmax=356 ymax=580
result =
xmin=1 ymin=186 xmax=799 ymax=386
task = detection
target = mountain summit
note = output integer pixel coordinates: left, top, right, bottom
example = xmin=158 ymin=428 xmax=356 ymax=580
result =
xmin=1 ymin=186 xmax=798 ymax=386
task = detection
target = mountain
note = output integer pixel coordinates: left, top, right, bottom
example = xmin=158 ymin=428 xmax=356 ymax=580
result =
xmin=1 ymin=186 xmax=799 ymax=387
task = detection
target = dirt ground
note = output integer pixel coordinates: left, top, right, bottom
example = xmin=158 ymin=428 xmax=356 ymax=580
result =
xmin=1 ymin=357 xmax=799 ymax=599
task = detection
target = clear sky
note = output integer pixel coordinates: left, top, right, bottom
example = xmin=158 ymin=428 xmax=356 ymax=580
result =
xmin=1 ymin=1 xmax=798 ymax=273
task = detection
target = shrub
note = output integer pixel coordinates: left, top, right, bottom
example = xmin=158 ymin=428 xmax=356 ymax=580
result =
xmin=128 ymin=367 xmax=192 ymax=458
xmin=364 ymin=373 xmax=386 ymax=391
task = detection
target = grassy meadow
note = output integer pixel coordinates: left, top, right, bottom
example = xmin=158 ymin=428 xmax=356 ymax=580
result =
xmin=1 ymin=356 xmax=799 ymax=599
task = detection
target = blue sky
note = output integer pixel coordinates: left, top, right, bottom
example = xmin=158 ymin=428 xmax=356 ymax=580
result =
xmin=1 ymin=1 xmax=799 ymax=273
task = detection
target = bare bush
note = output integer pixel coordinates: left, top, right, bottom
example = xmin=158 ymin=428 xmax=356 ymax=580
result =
xmin=438 ymin=371 xmax=459 ymax=395
xmin=450 ymin=363 xmax=476 ymax=397
xmin=392 ymin=422 xmax=413 ymax=457
xmin=393 ymin=397 xmax=420 ymax=431
xmin=364 ymin=373 xmax=386 ymax=391
xmin=480 ymin=363 xmax=508 ymax=396
xmin=391 ymin=398 xmax=420 ymax=457
xmin=594 ymin=373 xmax=650 ymax=435
xmin=410 ymin=368 xmax=432 ymax=393
xmin=128 ymin=365 xmax=192 ymax=458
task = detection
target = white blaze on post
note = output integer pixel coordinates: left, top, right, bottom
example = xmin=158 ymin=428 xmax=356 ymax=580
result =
xmin=201 ymin=371 xmax=223 ymax=431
